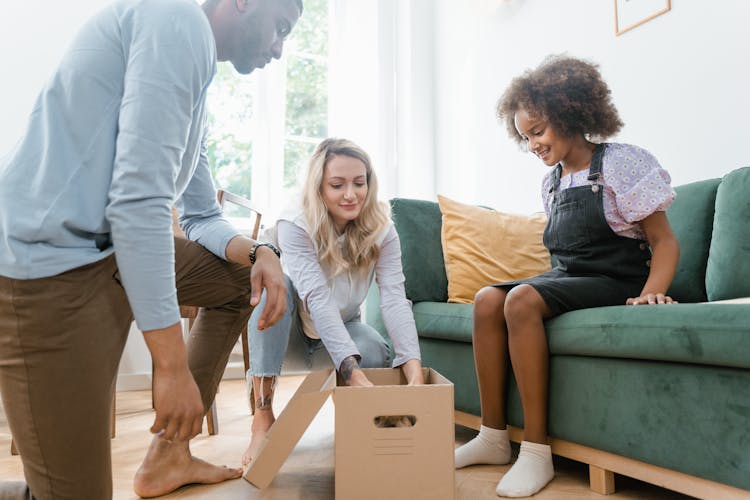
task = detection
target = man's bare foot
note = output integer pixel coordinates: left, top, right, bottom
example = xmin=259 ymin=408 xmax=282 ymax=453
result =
xmin=134 ymin=437 xmax=242 ymax=498
xmin=242 ymin=408 xmax=275 ymax=466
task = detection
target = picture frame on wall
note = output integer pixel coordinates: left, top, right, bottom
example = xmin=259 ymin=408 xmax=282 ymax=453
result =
xmin=614 ymin=0 xmax=671 ymax=36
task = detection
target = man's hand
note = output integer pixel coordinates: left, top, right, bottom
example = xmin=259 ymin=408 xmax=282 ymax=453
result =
xmin=339 ymin=355 xmax=373 ymax=387
xmin=143 ymin=323 xmax=204 ymax=442
xmin=225 ymin=236 xmax=287 ymax=331
xmin=249 ymin=245 xmax=287 ymax=330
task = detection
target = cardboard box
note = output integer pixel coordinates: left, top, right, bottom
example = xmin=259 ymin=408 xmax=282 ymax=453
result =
xmin=245 ymin=367 xmax=455 ymax=499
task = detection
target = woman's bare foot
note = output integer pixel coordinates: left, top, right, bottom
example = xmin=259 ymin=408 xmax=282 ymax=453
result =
xmin=134 ymin=437 xmax=242 ymax=498
xmin=242 ymin=408 xmax=275 ymax=466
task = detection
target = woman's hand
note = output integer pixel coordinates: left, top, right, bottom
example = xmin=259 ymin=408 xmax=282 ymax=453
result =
xmin=339 ymin=355 xmax=373 ymax=387
xmin=626 ymin=293 xmax=677 ymax=305
xmin=401 ymin=359 xmax=424 ymax=385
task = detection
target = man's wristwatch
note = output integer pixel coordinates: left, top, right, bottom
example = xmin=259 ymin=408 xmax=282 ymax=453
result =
xmin=249 ymin=242 xmax=281 ymax=264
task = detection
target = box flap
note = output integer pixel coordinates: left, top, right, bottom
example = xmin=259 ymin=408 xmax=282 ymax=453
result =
xmin=426 ymin=367 xmax=452 ymax=386
xmin=244 ymin=369 xmax=336 ymax=489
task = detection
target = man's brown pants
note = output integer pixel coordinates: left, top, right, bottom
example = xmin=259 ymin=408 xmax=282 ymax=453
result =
xmin=0 ymin=238 xmax=252 ymax=500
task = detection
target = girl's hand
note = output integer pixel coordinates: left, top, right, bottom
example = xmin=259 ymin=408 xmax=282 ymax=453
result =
xmin=626 ymin=293 xmax=677 ymax=305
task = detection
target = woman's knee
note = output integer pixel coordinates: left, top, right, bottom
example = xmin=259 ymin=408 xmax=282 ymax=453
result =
xmin=348 ymin=324 xmax=390 ymax=368
xmin=359 ymin=343 xmax=390 ymax=368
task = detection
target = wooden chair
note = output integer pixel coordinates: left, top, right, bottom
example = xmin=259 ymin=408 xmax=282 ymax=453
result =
xmin=10 ymin=190 xmax=260 ymax=455
xmin=216 ymin=188 xmax=260 ymax=387
xmin=177 ymin=189 xmax=261 ymax=435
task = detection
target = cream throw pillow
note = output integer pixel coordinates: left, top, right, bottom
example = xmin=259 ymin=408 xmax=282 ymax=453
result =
xmin=438 ymin=195 xmax=551 ymax=304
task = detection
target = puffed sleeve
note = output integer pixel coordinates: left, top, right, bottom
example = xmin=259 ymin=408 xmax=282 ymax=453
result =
xmin=606 ymin=144 xmax=675 ymax=223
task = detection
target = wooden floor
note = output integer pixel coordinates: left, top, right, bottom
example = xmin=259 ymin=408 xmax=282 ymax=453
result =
xmin=1 ymin=376 xmax=694 ymax=499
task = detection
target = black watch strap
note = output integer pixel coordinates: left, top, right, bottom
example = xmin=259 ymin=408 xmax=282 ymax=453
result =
xmin=249 ymin=242 xmax=281 ymax=264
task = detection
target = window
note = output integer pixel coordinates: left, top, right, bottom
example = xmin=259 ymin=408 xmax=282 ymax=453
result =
xmin=284 ymin=0 xmax=329 ymax=193
xmin=206 ymin=63 xmax=254 ymax=200
xmin=205 ymin=0 xmax=330 ymax=220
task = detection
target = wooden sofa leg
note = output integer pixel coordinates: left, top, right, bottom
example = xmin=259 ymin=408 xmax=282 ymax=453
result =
xmin=10 ymin=438 xmax=18 ymax=456
xmin=589 ymin=464 xmax=615 ymax=494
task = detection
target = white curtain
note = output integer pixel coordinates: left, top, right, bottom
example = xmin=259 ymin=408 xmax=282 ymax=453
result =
xmin=249 ymin=58 xmax=288 ymax=222
xmin=328 ymin=0 xmax=437 ymax=201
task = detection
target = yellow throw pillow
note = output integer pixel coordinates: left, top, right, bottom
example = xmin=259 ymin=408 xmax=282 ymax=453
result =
xmin=438 ymin=194 xmax=551 ymax=304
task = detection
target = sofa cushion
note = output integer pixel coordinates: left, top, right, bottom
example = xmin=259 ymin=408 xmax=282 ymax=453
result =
xmin=411 ymin=302 xmax=474 ymax=343
xmin=546 ymin=303 xmax=750 ymax=370
xmin=390 ymin=198 xmax=448 ymax=303
xmin=437 ymin=195 xmax=550 ymax=304
xmin=706 ymin=166 xmax=750 ymax=301
xmin=412 ymin=301 xmax=750 ymax=370
xmin=665 ymin=177 xmax=720 ymax=303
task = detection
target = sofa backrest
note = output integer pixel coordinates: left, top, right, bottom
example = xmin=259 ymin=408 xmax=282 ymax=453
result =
xmin=390 ymin=198 xmax=448 ymax=303
xmin=389 ymin=167 xmax=750 ymax=305
xmin=665 ymin=177 xmax=720 ymax=302
xmin=705 ymin=166 xmax=750 ymax=301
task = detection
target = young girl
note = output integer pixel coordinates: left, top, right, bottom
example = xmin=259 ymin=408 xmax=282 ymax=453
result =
xmin=242 ymin=138 xmax=423 ymax=465
xmin=454 ymin=55 xmax=680 ymax=497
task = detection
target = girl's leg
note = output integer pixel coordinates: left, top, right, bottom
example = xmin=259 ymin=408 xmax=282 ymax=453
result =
xmin=243 ymin=275 xmax=297 ymax=465
xmin=455 ymin=286 xmax=512 ymax=468
xmin=497 ymin=284 xmax=554 ymax=497
xmin=505 ymin=284 xmax=552 ymax=443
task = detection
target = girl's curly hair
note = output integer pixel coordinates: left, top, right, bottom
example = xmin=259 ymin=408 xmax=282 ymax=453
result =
xmin=497 ymin=55 xmax=623 ymax=145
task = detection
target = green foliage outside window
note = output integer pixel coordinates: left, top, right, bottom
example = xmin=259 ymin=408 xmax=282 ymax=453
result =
xmin=205 ymin=0 xmax=329 ymax=199
xmin=284 ymin=0 xmax=329 ymax=191
xmin=205 ymin=63 xmax=254 ymax=199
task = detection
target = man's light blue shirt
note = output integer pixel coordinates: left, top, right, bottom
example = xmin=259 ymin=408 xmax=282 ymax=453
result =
xmin=0 ymin=0 xmax=241 ymax=331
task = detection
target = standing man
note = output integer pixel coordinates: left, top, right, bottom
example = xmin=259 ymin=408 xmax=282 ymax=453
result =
xmin=0 ymin=0 xmax=302 ymax=498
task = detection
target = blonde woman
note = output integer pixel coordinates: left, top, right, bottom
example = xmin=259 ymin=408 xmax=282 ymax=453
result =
xmin=242 ymin=138 xmax=423 ymax=464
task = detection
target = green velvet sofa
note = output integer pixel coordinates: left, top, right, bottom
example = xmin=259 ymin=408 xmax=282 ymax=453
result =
xmin=366 ymin=167 xmax=750 ymax=498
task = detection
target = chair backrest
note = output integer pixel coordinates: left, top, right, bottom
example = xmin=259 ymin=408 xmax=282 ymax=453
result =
xmin=217 ymin=189 xmax=262 ymax=240
xmin=179 ymin=190 xmax=262 ymax=320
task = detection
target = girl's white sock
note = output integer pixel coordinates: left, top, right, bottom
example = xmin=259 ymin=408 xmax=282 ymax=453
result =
xmin=495 ymin=440 xmax=554 ymax=497
xmin=454 ymin=425 xmax=511 ymax=469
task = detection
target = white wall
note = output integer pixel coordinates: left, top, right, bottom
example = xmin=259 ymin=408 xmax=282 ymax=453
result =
xmin=0 ymin=2 xmax=109 ymax=154
xmin=433 ymin=0 xmax=750 ymax=214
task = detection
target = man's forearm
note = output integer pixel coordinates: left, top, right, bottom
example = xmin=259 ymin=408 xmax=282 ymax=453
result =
xmin=142 ymin=322 xmax=188 ymax=370
xmin=225 ymin=235 xmax=254 ymax=266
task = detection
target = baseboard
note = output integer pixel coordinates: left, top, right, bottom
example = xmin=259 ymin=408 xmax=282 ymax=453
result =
xmin=454 ymin=411 xmax=750 ymax=499
xmin=222 ymin=361 xmax=247 ymax=380
xmin=116 ymin=361 xmax=246 ymax=392
xmin=115 ymin=373 xmax=153 ymax=392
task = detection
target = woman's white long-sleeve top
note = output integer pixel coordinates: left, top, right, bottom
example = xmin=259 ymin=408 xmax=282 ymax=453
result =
xmin=275 ymin=205 xmax=421 ymax=370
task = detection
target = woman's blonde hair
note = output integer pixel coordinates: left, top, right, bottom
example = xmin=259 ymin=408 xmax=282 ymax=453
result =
xmin=302 ymin=138 xmax=389 ymax=276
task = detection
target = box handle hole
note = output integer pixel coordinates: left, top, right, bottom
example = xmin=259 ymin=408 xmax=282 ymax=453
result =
xmin=373 ymin=415 xmax=416 ymax=428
